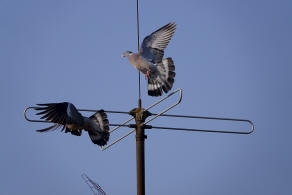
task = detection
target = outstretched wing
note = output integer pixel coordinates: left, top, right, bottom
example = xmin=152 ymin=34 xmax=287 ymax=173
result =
xmin=139 ymin=22 xmax=176 ymax=64
xmin=34 ymin=102 xmax=84 ymax=134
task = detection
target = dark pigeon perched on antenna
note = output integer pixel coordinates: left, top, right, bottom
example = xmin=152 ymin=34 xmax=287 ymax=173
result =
xmin=122 ymin=22 xmax=176 ymax=96
xmin=34 ymin=102 xmax=110 ymax=146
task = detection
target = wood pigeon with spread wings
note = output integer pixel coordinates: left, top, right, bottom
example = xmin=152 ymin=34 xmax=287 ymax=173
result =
xmin=122 ymin=22 xmax=176 ymax=96
xmin=34 ymin=102 xmax=110 ymax=146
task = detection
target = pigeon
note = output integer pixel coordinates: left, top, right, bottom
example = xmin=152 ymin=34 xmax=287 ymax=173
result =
xmin=122 ymin=22 xmax=176 ymax=96
xmin=34 ymin=102 xmax=110 ymax=146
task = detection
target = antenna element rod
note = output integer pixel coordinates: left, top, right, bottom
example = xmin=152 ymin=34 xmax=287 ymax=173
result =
xmin=137 ymin=0 xmax=141 ymax=100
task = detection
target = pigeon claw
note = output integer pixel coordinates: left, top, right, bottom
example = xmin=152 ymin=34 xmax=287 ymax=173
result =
xmin=144 ymin=70 xmax=150 ymax=79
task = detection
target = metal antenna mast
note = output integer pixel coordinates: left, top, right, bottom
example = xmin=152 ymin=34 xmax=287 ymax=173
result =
xmin=25 ymin=90 xmax=254 ymax=195
xmin=24 ymin=1 xmax=255 ymax=194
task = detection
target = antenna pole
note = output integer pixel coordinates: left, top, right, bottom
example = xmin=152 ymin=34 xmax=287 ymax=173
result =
xmin=136 ymin=111 xmax=145 ymax=195
xmin=130 ymin=103 xmax=151 ymax=195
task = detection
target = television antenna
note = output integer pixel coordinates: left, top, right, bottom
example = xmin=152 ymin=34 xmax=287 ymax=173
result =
xmin=81 ymin=173 xmax=106 ymax=195
xmin=24 ymin=0 xmax=254 ymax=194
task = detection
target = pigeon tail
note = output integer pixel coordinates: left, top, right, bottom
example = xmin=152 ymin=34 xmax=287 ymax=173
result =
xmin=148 ymin=57 xmax=175 ymax=96
xmin=88 ymin=110 xmax=110 ymax=146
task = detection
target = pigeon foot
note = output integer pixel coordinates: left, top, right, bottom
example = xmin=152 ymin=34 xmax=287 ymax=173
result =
xmin=144 ymin=70 xmax=150 ymax=79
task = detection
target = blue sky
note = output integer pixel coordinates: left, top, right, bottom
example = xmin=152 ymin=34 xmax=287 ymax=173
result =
xmin=0 ymin=0 xmax=291 ymax=194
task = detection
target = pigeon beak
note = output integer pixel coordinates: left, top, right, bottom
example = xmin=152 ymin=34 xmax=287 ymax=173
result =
xmin=121 ymin=54 xmax=125 ymax=59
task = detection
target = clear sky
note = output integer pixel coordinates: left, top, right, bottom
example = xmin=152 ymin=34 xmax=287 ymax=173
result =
xmin=1 ymin=0 xmax=291 ymax=194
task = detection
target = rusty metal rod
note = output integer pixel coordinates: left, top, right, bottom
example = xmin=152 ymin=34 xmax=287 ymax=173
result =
xmin=136 ymin=114 xmax=145 ymax=195
xmin=136 ymin=96 xmax=146 ymax=195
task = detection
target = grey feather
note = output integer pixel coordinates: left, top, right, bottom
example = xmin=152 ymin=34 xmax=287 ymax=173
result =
xmin=88 ymin=110 xmax=110 ymax=146
xmin=148 ymin=58 xmax=176 ymax=96
xmin=139 ymin=22 xmax=176 ymax=63
xmin=35 ymin=102 xmax=84 ymax=133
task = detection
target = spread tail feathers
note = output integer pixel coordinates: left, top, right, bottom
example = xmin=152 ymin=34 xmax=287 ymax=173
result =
xmin=148 ymin=57 xmax=175 ymax=96
xmin=88 ymin=110 xmax=110 ymax=146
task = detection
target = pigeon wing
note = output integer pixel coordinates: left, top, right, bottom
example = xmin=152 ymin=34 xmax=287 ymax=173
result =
xmin=139 ymin=22 xmax=176 ymax=64
xmin=35 ymin=102 xmax=84 ymax=132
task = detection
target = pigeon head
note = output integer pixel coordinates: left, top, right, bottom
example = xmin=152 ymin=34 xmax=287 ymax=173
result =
xmin=121 ymin=51 xmax=133 ymax=58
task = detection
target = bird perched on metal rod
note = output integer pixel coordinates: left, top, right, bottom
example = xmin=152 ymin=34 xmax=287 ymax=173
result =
xmin=122 ymin=22 xmax=176 ymax=96
xmin=34 ymin=102 xmax=110 ymax=146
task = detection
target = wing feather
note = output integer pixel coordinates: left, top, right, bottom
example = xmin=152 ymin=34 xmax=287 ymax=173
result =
xmin=34 ymin=102 xmax=84 ymax=133
xmin=139 ymin=22 xmax=176 ymax=63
